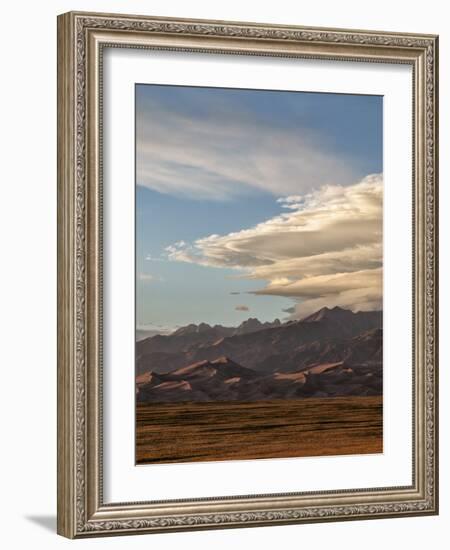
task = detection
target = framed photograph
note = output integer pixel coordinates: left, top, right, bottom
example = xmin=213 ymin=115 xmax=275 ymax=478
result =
xmin=57 ymin=11 xmax=439 ymax=538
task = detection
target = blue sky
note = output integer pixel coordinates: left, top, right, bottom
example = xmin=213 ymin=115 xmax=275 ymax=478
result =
xmin=136 ymin=84 xmax=383 ymax=330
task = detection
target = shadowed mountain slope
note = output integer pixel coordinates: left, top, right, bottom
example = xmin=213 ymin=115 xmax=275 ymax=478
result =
xmin=136 ymin=307 xmax=382 ymax=403
xmin=136 ymin=307 xmax=381 ymax=375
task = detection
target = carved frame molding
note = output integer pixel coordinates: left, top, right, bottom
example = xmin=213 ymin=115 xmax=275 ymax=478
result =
xmin=57 ymin=11 xmax=438 ymax=538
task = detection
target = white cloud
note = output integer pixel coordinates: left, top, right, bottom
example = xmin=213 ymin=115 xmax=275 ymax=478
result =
xmin=138 ymin=273 xmax=155 ymax=282
xmin=137 ymin=100 xmax=360 ymax=200
xmin=138 ymin=273 xmax=164 ymax=283
xmin=276 ymin=195 xmax=305 ymax=209
xmin=165 ymin=175 xmax=383 ymax=317
xmin=145 ymin=254 xmax=164 ymax=262
xmin=136 ymin=324 xmax=174 ymax=338
xmin=254 ymin=268 xmax=382 ymax=316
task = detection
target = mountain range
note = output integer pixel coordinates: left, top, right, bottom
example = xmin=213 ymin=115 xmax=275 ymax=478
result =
xmin=136 ymin=306 xmax=382 ymax=403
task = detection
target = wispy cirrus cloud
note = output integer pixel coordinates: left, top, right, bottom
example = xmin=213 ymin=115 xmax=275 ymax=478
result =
xmin=145 ymin=254 xmax=165 ymax=262
xmin=138 ymin=272 xmax=164 ymax=283
xmin=138 ymin=273 xmax=155 ymax=282
xmin=136 ymin=98 xmax=361 ymax=201
xmin=165 ymin=174 xmax=383 ymax=317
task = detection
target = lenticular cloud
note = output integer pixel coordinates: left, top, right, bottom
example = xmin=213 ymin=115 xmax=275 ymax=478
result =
xmin=166 ymin=174 xmax=383 ymax=317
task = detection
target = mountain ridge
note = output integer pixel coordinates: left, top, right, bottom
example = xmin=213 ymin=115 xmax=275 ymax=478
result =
xmin=137 ymin=307 xmax=382 ymax=376
xmin=136 ymin=307 xmax=382 ymax=404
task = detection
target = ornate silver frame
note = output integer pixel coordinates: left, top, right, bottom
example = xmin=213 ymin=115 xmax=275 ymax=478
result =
xmin=57 ymin=11 xmax=439 ymax=538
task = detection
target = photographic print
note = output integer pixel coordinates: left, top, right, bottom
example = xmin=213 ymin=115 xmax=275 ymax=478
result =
xmin=135 ymin=84 xmax=383 ymax=465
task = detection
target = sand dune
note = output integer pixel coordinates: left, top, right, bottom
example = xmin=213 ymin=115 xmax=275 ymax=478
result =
xmin=136 ymin=307 xmax=382 ymax=403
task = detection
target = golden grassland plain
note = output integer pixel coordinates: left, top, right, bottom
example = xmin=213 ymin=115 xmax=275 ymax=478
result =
xmin=136 ymin=395 xmax=382 ymax=464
